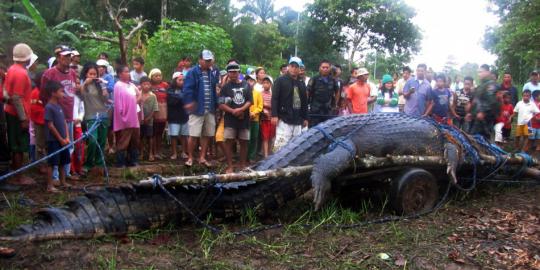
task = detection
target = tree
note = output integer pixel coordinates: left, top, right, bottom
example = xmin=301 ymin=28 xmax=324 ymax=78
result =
xmin=460 ymin=62 xmax=479 ymax=82
xmin=239 ymin=0 xmax=275 ymax=23
xmin=146 ymin=20 xmax=232 ymax=79
xmin=483 ymin=0 xmax=540 ymax=84
xmin=307 ymin=0 xmax=421 ymax=69
xmin=364 ymin=52 xmax=411 ymax=80
xmin=443 ymin=55 xmax=460 ymax=80
xmin=80 ymin=0 xmax=149 ymax=64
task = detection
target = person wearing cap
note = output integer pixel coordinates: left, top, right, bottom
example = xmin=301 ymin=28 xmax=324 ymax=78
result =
xmin=260 ymin=75 xmax=275 ymax=158
xmin=183 ymin=49 xmax=219 ymax=167
xmin=70 ymin=50 xmax=83 ymax=75
xmin=4 ymin=43 xmax=36 ymax=185
xmin=307 ymin=59 xmax=340 ymax=127
xmin=271 ymin=56 xmax=308 ymax=152
xmin=218 ymin=63 xmax=253 ymax=173
xmin=41 ymin=45 xmax=81 ymax=181
xmin=402 ymin=63 xmax=433 ymax=117
xmin=26 ymin=53 xmax=39 ymax=84
xmin=523 ymin=70 xmax=540 ymax=97
xmin=167 ymin=72 xmax=189 ymax=160
xmin=345 ymin=67 xmax=376 ymax=115
xmin=373 ymin=74 xmax=399 ymax=113
xmin=98 ymin=52 xmax=116 ymax=76
xmin=96 ymin=59 xmax=116 ymax=96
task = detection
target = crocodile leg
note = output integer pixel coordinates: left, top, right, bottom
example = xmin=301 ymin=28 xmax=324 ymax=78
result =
xmin=444 ymin=143 xmax=460 ymax=184
xmin=312 ymin=139 xmax=356 ymax=211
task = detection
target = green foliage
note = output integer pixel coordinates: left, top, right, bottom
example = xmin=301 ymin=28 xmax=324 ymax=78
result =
xmin=75 ymin=32 xmax=121 ymax=64
xmin=231 ymin=18 xmax=286 ymax=75
xmin=307 ymin=0 xmax=421 ymax=67
xmin=239 ymin=0 xmax=275 ymax=23
xmin=146 ymin=20 xmax=232 ymax=79
xmin=364 ymin=52 xmax=411 ymax=80
xmin=483 ymin=0 xmax=540 ymax=84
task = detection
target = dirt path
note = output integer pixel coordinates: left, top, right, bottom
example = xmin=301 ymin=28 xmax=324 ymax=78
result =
xmin=0 ymin=166 xmax=538 ymax=269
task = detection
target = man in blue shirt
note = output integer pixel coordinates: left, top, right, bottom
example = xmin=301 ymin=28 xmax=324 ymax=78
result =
xmin=183 ymin=50 xmax=219 ymax=167
xmin=403 ymin=63 xmax=432 ymax=117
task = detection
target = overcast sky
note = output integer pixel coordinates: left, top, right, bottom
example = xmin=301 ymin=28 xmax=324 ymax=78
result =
xmin=257 ymin=0 xmax=498 ymax=71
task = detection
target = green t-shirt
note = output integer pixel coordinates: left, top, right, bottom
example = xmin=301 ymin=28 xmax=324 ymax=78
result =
xmin=142 ymin=92 xmax=158 ymax=126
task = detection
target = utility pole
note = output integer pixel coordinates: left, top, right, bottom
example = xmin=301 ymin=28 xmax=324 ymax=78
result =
xmin=373 ymin=51 xmax=377 ymax=81
xmin=294 ymin=11 xmax=300 ymax=57
xmin=161 ymin=0 xmax=168 ymax=26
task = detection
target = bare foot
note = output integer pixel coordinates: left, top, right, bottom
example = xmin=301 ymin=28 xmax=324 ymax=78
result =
xmin=185 ymin=159 xmax=193 ymax=167
xmin=18 ymin=176 xmax=36 ymax=186
xmin=199 ymin=159 xmax=212 ymax=167
xmin=225 ymin=167 xmax=234 ymax=174
xmin=170 ymin=154 xmax=177 ymax=160
xmin=61 ymin=182 xmax=72 ymax=188
xmin=47 ymin=186 xmax=60 ymax=193
xmin=67 ymin=174 xmax=80 ymax=181
xmin=149 ymin=155 xmax=155 ymax=162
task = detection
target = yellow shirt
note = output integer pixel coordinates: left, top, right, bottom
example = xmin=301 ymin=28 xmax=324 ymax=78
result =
xmin=250 ymin=89 xmax=263 ymax=122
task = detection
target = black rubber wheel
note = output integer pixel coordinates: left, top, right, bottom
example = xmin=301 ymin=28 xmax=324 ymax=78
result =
xmin=390 ymin=168 xmax=439 ymax=215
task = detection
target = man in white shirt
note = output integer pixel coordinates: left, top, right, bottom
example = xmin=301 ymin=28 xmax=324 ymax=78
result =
xmin=523 ymin=70 xmax=540 ymax=96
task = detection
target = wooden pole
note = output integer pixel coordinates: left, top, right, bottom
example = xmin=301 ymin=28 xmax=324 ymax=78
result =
xmin=138 ymin=154 xmax=539 ymax=188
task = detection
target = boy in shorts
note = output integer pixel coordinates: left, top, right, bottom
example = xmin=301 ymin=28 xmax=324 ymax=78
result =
xmin=260 ymin=75 xmax=275 ymax=158
xmin=218 ymin=63 xmax=252 ymax=173
xmin=139 ymin=77 xmax=158 ymax=161
xmin=44 ymin=81 xmax=71 ymax=192
xmin=513 ymin=90 xmax=539 ymax=151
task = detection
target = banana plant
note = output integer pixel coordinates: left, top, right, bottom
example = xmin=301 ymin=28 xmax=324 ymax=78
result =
xmin=7 ymin=0 xmax=88 ymax=43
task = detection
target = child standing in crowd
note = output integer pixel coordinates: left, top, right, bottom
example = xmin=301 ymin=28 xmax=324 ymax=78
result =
xmin=30 ymin=72 xmax=47 ymax=174
xmin=248 ymin=75 xmax=263 ymax=162
xmin=139 ymin=76 xmax=158 ymax=161
xmin=424 ymin=74 xmax=458 ymax=124
xmin=494 ymin=93 xmax=514 ymax=146
xmin=167 ymin=72 xmax=189 ymax=160
xmin=528 ymin=93 xmax=540 ymax=153
xmin=260 ymin=75 xmax=275 ymax=158
xmin=453 ymin=76 xmax=474 ymax=132
xmin=149 ymin=69 xmax=168 ymax=159
xmin=70 ymin=91 xmax=85 ymax=177
xmin=44 ymin=81 xmax=71 ymax=192
xmin=374 ymin=74 xmax=399 ymax=113
xmin=513 ymin=90 xmax=539 ymax=151
xmin=130 ymin=57 xmax=147 ymax=85
xmin=219 ymin=63 xmax=253 ymax=173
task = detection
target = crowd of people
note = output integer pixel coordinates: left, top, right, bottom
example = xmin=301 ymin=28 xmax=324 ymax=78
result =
xmin=1 ymin=43 xmax=539 ymax=192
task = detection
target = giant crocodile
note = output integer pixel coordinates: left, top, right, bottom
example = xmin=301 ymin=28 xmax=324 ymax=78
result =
xmin=1 ymin=113 xmax=539 ymax=241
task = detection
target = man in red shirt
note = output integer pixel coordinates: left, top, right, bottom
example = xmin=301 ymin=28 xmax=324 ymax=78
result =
xmin=346 ymin=68 xmax=376 ymax=114
xmin=41 ymin=45 xmax=80 ymax=180
xmin=4 ymin=43 xmax=35 ymax=185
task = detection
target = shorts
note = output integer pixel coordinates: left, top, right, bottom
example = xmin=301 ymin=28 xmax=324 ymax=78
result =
xmin=273 ymin=120 xmax=304 ymax=152
xmin=515 ymin=124 xmax=529 ymax=137
xmin=47 ymin=141 xmax=70 ymax=166
xmin=168 ymin=123 xmax=189 ymax=137
xmin=260 ymin=120 xmax=276 ymax=140
xmin=140 ymin=124 xmax=153 ymax=138
xmin=529 ymin=127 xmax=540 ymax=140
xmin=6 ymin=113 xmax=29 ymax=153
xmin=115 ymin=128 xmax=140 ymax=151
xmin=494 ymin=122 xmax=504 ymax=142
xmin=224 ymin=127 xmax=250 ymax=141
xmin=215 ymin=118 xmax=225 ymax=142
xmin=153 ymin=121 xmax=166 ymax=137
xmin=188 ymin=112 xmax=216 ymax=137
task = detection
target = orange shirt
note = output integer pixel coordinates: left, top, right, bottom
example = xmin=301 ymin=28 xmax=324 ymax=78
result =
xmin=346 ymin=82 xmax=371 ymax=114
xmin=4 ymin=64 xmax=32 ymax=119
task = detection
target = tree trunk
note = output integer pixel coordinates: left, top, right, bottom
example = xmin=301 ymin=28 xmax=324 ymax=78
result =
xmin=161 ymin=0 xmax=168 ymax=26
xmin=117 ymin=29 xmax=127 ymax=65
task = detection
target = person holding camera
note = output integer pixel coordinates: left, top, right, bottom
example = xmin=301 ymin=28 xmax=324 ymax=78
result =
xmin=79 ymin=63 xmax=110 ymax=176
xmin=403 ymin=63 xmax=433 ymax=117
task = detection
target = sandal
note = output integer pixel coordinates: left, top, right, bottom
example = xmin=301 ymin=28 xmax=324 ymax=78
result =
xmin=170 ymin=155 xmax=177 ymax=160
xmin=149 ymin=155 xmax=155 ymax=162
xmin=47 ymin=186 xmax=60 ymax=193
xmin=185 ymin=159 xmax=193 ymax=167
xmin=199 ymin=159 xmax=212 ymax=167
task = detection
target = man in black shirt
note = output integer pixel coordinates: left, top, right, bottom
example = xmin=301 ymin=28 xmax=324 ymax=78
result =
xmin=307 ymin=59 xmax=339 ymax=127
xmin=219 ymin=63 xmax=253 ymax=173
xmin=271 ymin=57 xmax=308 ymax=151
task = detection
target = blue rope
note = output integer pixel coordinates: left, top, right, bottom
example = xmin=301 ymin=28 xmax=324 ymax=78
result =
xmin=312 ymin=126 xmax=355 ymax=158
xmin=0 ymin=111 xmax=111 ymax=184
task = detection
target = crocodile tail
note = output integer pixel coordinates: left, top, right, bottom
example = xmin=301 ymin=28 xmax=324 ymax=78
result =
xmin=0 ymin=186 xmax=181 ymax=242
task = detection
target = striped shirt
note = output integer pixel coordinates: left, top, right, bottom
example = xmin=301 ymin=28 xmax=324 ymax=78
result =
xmin=202 ymin=71 xmax=211 ymax=111
xmin=262 ymin=90 xmax=272 ymax=120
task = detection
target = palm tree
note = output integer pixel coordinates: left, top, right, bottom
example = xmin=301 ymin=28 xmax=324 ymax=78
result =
xmin=239 ymin=0 xmax=275 ymax=23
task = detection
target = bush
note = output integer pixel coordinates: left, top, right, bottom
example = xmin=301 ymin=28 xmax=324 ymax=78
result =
xmin=146 ymin=20 xmax=232 ymax=80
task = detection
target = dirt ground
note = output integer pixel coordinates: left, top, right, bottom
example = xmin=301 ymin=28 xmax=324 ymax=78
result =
xmin=0 ymin=161 xmax=539 ymax=270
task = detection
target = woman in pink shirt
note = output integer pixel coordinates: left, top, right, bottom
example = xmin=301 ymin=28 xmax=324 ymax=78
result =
xmin=113 ymin=65 xmax=141 ymax=167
